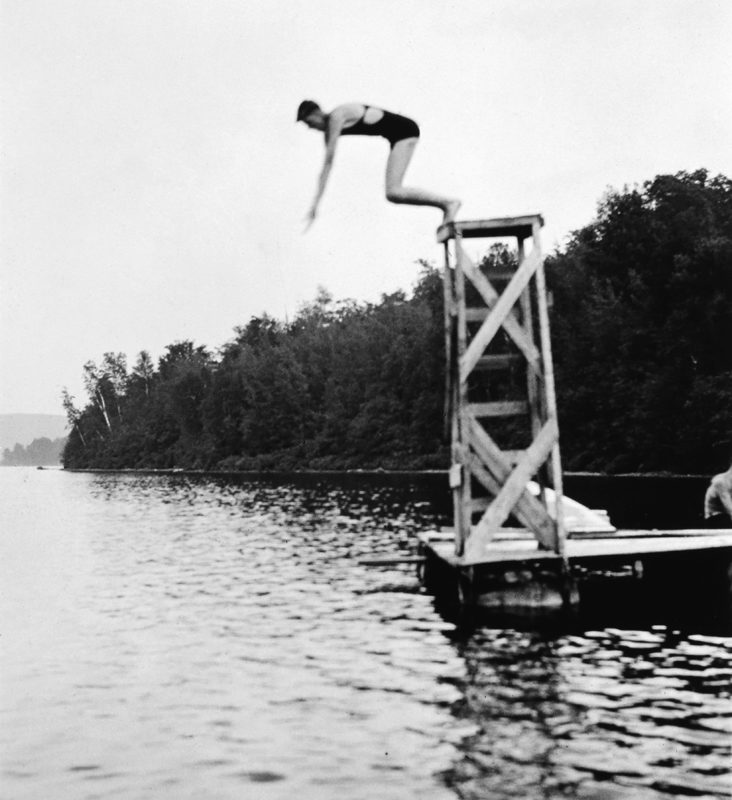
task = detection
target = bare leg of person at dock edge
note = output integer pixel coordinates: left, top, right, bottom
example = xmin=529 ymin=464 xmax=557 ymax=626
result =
xmin=385 ymin=137 xmax=461 ymax=224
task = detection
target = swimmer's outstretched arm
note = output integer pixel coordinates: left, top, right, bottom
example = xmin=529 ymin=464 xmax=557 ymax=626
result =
xmin=304 ymin=110 xmax=348 ymax=230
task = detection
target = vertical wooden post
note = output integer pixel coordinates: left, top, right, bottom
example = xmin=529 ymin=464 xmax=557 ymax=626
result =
xmin=444 ymin=239 xmax=464 ymax=553
xmin=442 ymin=242 xmax=454 ymax=439
xmin=520 ymin=237 xmax=546 ymax=511
xmin=453 ymin=235 xmax=471 ymax=555
xmin=519 ymin=239 xmax=541 ymax=440
xmin=532 ymin=220 xmax=565 ymax=555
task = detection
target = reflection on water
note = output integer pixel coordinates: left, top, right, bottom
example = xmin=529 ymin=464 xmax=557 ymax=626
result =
xmin=446 ymin=628 xmax=731 ymax=799
xmin=1 ymin=470 xmax=730 ymax=800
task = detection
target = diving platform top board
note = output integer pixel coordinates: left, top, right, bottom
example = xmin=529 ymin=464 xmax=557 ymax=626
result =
xmin=437 ymin=215 xmax=545 ymax=243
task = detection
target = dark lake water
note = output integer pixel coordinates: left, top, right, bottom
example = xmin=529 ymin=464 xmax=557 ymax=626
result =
xmin=1 ymin=468 xmax=730 ymax=799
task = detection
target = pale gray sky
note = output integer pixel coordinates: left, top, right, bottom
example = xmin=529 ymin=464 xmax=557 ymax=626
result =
xmin=2 ymin=0 xmax=731 ymax=415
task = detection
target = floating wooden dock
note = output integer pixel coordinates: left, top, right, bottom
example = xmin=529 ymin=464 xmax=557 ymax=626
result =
xmin=418 ymin=528 xmax=732 ymax=613
xmin=424 ymin=214 xmax=732 ymax=612
xmin=420 ymin=528 xmax=732 ymax=567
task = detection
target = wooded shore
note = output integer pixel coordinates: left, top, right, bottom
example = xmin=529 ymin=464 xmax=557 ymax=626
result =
xmin=62 ymin=170 xmax=732 ymax=477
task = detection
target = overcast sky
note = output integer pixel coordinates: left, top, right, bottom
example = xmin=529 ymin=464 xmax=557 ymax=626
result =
xmin=2 ymin=0 xmax=731 ymax=415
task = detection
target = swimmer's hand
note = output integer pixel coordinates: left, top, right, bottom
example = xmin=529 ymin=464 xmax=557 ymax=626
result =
xmin=303 ymin=206 xmax=317 ymax=233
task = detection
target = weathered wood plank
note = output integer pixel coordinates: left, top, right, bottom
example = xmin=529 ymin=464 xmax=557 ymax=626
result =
xmin=465 ymin=307 xmax=490 ymax=322
xmin=479 ymin=269 xmax=517 ymax=282
xmin=423 ymin=531 xmax=732 ymax=569
xmin=359 ymin=556 xmax=426 ymax=566
xmin=532 ymin=220 xmax=566 ymax=552
xmin=436 ymin=215 xmax=544 ymax=243
xmin=442 ymin=244 xmax=455 ymax=438
xmin=469 ymin=400 xmax=529 ymax=418
xmin=519 ymin=237 xmax=542 ymax=443
xmin=453 ymin=237 xmax=471 ymax=554
xmin=474 ymin=353 xmax=523 ymax=371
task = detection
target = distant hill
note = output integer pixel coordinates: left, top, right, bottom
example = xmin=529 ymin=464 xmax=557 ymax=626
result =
xmin=2 ymin=436 xmax=67 ymax=466
xmin=0 ymin=414 xmax=68 ymax=451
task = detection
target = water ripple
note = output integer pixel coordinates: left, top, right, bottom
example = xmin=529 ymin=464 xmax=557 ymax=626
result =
xmin=1 ymin=470 xmax=730 ymax=800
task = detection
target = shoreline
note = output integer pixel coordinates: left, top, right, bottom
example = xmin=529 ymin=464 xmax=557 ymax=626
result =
xmin=57 ymin=467 xmax=713 ymax=480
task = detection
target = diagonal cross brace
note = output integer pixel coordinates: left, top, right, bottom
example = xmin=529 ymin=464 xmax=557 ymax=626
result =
xmin=461 ymin=247 xmax=542 ymax=378
xmin=467 ymin=415 xmax=556 ymax=548
xmin=467 ymin=455 xmax=556 ymax=548
xmin=473 ymin=418 xmax=558 ymax=544
xmin=457 ymin=244 xmax=542 ymax=377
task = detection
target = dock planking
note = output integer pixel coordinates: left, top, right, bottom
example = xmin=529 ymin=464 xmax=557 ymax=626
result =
xmin=418 ymin=529 xmax=732 ymax=614
xmin=420 ymin=529 xmax=732 ymax=568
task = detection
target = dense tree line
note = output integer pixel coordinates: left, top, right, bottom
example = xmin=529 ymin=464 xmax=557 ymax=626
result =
xmin=548 ymin=169 xmax=732 ymax=472
xmin=62 ymin=170 xmax=732 ymax=474
xmin=2 ymin=437 xmax=67 ymax=466
xmin=61 ymin=270 xmax=448 ymax=470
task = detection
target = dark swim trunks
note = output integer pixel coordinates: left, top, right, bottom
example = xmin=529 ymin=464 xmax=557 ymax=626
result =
xmin=339 ymin=106 xmax=420 ymax=148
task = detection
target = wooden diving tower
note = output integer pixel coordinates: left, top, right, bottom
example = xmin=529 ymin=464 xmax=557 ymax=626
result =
xmin=415 ymin=214 xmax=732 ymax=614
xmin=438 ymin=214 xmax=565 ymax=565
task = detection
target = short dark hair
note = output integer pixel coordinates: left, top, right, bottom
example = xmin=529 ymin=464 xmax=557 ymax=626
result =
xmin=296 ymin=100 xmax=320 ymax=121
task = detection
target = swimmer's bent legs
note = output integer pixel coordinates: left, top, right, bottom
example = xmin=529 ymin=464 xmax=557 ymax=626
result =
xmin=385 ymin=138 xmax=460 ymax=223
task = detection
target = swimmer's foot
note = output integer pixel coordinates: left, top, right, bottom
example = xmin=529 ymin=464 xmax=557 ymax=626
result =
xmin=443 ymin=200 xmax=462 ymax=224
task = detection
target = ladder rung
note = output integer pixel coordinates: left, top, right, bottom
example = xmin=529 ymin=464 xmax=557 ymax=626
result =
xmin=474 ymin=354 xmax=523 ymax=371
xmin=503 ymin=449 xmax=526 ymax=465
xmin=470 ymin=496 xmax=491 ymax=513
xmin=469 ymin=401 xmax=529 ymax=418
xmin=481 ymin=269 xmax=516 ymax=282
xmin=465 ymin=307 xmax=490 ymax=322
